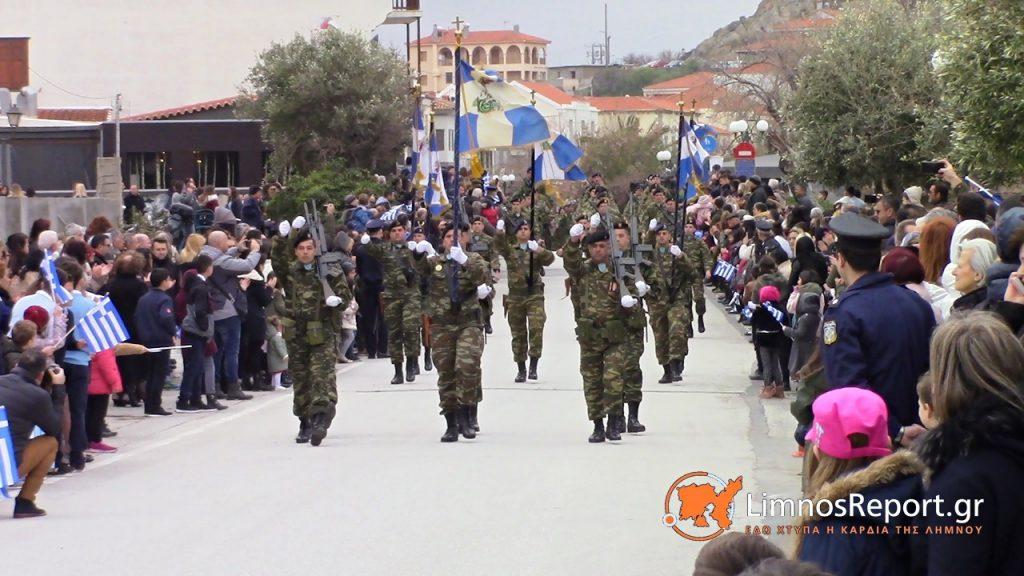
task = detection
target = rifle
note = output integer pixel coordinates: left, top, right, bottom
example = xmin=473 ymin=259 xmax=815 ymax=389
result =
xmin=605 ymin=212 xmax=644 ymax=299
xmin=303 ymin=200 xmax=344 ymax=299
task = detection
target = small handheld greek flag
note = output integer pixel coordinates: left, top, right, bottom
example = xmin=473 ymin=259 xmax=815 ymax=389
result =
xmin=1 ymin=406 xmax=20 ymax=500
xmin=713 ymin=259 xmax=738 ymax=283
xmin=77 ymin=296 xmax=129 ymax=354
xmin=763 ymin=302 xmax=785 ymax=323
xmin=42 ymin=250 xmax=73 ymax=305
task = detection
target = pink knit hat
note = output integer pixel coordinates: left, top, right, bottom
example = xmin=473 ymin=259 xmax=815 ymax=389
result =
xmin=758 ymin=285 xmax=781 ymax=303
xmin=805 ymin=388 xmax=892 ymax=460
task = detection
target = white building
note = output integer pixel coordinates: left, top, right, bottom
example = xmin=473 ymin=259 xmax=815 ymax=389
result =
xmin=0 ymin=0 xmax=417 ymax=116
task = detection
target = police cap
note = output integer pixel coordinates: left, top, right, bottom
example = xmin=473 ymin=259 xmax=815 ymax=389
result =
xmin=755 ymin=219 xmax=774 ymax=232
xmin=829 ymin=213 xmax=891 ymax=251
xmin=365 ymin=219 xmax=384 ymax=231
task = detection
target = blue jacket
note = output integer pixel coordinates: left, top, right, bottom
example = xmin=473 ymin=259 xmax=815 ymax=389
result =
xmin=822 ymin=272 xmax=934 ymax=437
xmin=798 ymin=450 xmax=926 ymax=576
xmin=134 ymin=288 xmax=177 ymax=347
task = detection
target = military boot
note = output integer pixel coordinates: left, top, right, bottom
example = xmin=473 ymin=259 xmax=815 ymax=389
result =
xmin=515 ymin=361 xmax=527 ymax=383
xmin=698 ymin=315 xmax=706 ymax=334
xmin=658 ymin=364 xmax=674 ymax=384
xmin=309 ymin=413 xmax=328 ymax=447
xmin=405 ymin=357 xmax=417 ymax=383
xmin=605 ymin=415 xmax=623 ymax=441
xmin=469 ymin=405 xmax=480 ymax=432
xmin=411 ymin=356 xmax=420 ymax=376
xmin=423 ymin=347 xmax=433 ymax=372
xmin=459 ymin=406 xmax=477 ymax=439
xmin=588 ymin=419 xmax=606 ymax=443
xmin=441 ymin=413 xmax=459 ymax=442
xmin=226 ymin=380 xmax=253 ymax=401
xmin=484 ymin=317 xmax=493 ymax=335
xmin=627 ymin=401 xmax=646 ymax=433
xmin=295 ymin=418 xmax=312 ymax=444
xmin=672 ymin=358 xmax=684 ymax=382
xmin=528 ymin=357 xmax=539 ymax=381
xmin=390 ymin=363 xmax=404 ymax=385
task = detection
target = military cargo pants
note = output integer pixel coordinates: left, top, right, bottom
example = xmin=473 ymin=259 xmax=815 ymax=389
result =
xmin=691 ymin=283 xmax=707 ymax=317
xmin=433 ymin=321 xmax=484 ymax=414
xmin=649 ymin=300 xmax=690 ymax=365
xmin=286 ymin=334 xmax=338 ymax=423
xmin=382 ymin=295 xmax=422 ymax=365
xmin=623 ymin=326 xmax=645 ymax=404
xmin=506 ymin=293 xmax=546 ymax=362
xmin=579 ymin=339 xmax=627 ymax=421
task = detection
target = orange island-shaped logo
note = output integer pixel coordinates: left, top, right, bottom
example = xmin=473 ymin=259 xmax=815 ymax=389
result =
xmin=663 ymin=472 xmax=744 ymax=541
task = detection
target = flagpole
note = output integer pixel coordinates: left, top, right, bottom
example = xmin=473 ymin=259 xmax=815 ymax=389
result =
xmin=671 ymin=101 xmax=686 ymax=247
xmin=680 ymin=98 xmax=700 ymax=206
xmin=450 ymin=16 xmax=465 ymax=305
xmin=527 ymin=90 xmax=537 ymax=292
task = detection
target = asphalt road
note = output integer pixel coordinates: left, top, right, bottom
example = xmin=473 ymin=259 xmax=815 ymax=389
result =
xmin=0 ymin=264 xmax=801 ymax=575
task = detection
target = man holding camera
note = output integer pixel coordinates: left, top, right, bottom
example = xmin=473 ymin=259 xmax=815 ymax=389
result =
xmin=0 ymin=349 xmax=62 ymax=518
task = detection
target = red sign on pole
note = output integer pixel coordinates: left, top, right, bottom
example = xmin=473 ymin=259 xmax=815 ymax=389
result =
xmin=733 ymin=142 xmax=757 ymax=160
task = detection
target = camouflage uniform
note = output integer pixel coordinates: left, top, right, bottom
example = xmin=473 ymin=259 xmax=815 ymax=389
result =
xmin=563 ymin=240 xmax=643 ymax=422
xmin=496 ymin=232 xmax=555 ymax=363
xmin=415 ymin=250 xmax=489 ymax=413
xmin=466 ymin=232 xmax=499 ymax=329
xmin=646 ymin=243 xmax=697 ymax=365
xmin=365 ymin=239 xmax=421 ymax=366
xmin=683 ymin=233 xmax=714 ymax=318
xmin=271 ymin=234 xmax=352 ymax=424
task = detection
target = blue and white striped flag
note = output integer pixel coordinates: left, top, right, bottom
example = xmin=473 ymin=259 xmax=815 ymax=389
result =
xmin=42 ymin=250 xmax=73 ymax=304
xmin=77 ymin=296 xmax=129 ymax=354
xmin=533 ymin=133 xmax=587 ymax=182
xmin=0 ymin=406 xmax=20 ymax=500
xmin=457 ymin=60 xmax=550 ymax=153
xmin=713 ymin=259 xmax=738 ymax=283
xmin=763 ymin=302 xmax=785 ymax=323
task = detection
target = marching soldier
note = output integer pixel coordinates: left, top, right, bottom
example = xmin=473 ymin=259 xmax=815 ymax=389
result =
xmin=466 ymin=216 xmax=499 ymax=334
xmin=612 ymin=221 xmax=651 ymax=434
xmin=563 ymin=224 xmax=645 ymax=443
xmin=272 ymin=215 xmax=352 ymax=447
xmin=495 ymin=218 xmax=555 ymax=382
xmin=410 ymin=226 xmax=433 ymax=372
xmin=646 ymin=219 xmax=697 ymax=385
xmin=683 ymin=219 xmax=714 ymax=335
xmin=361 ymin=219 xmax=422 ymax=385
xmin=412 ymin=223 xmax=491 ymax=442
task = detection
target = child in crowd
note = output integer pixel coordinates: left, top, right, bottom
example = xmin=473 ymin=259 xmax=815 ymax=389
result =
xmin=796 ymin=387 xmax=924 ymax=576
xmin=3 ymin=319 xmax=39 ymax=372
xmin=916 ymin=372 xmax=938 ymax=429
xmin=783 ymin=290 xmax=821 ymax=387
xmin=135 ymin=268 xmax=177 ymax=416
xmin=264 ymin=272 xmax=289 ymax=389
xmin=338 ymin=270 xmax=359 ymax=363
xmin=752 ymin=285 xmax=787 ymax=399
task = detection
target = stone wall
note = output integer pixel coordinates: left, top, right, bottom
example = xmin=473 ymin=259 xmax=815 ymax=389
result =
xmin=1 ymin=197 xmax=122 ymax=238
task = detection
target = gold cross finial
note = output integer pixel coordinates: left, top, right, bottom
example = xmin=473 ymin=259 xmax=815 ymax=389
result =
xmin=531 ymin=90 xmax=537 ymax=106
xmin=452 ymin=17 xmax=465 ymax=47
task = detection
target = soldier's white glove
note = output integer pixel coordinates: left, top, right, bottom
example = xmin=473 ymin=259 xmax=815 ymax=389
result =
xmin=569 ymin=224 xmax=585 ymax=239
xmin=670 ymin=245 xmax=683 ymax=257
xmin=527 ymin=240 xmax=539 ymax=252
xmin=449 ymin=246 xmax=468 ymax=265
xmin=621 ymin=295 xmax=637 ymax=308
xmin=590 ymin=213 xmax=602 ymax=227
xmin=476 ymin=284 xmax=492 ymax=299
xmin=291 ymin=216 xmax=306 ymax=230
xmin=649 ymin=218 xmax=659 ymax=231
xmin=635 ymin=281 xmax=650 ymax=297
xmin=278 ymin=221 xmax=291 ymax=237
xmin=360 ymin=233 xmax=371 ymax=245
xmin=325 ymin=296 xmax=343 ymax=307
xmin=496 ymin=219 xmax=505 ymax=232
xmin=416 ymin=240 xmax=436 ymax=256
xmin=406 ymin=241 xmax=417 ymax=251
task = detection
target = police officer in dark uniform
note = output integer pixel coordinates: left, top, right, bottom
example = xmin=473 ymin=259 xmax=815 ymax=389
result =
xmin=821 ymin=213 xmax=935 ymax=446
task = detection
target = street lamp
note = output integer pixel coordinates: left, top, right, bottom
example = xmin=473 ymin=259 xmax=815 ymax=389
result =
xmin=729 ymin=118 xmax=769 ymax=143
xmin=656 ymin=150 xmax=672 ymax=162
xmin=5 ymin=105 xmax=22 ymax=128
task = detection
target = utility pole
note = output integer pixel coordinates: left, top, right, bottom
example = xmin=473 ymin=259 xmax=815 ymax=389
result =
xmin=114 ymin=93 xmax=122 ymax=159
xmin=604 ymin=3 xmax=611 ymax=66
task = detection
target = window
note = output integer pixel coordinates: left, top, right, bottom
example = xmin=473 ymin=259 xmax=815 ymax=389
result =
xmin=570 ymin=70 xmax=577 ymax=79
xmin=194 ymin=151 xmax=239 ymax=187
xmin=124 ymin=152 xmax=169 ymax=190
xmin=434 ymin=129 xmax=446 ymax=151
xmin=419 ymin=50 xmax=427 ymax=62
xmin=445 ymin=72 xmax=453 ymax=85
xmin=438 ymin=48 xmax=454 ymax=66
xmin=471 ymin=47 xmax=487 ymax=65
xmin=506 ymin=71 xmax=522 ymax=81
xmin=489 ymin=46 xmax=504 ymax=64
xmin=507 ymin=45 xmax=522 ymax=64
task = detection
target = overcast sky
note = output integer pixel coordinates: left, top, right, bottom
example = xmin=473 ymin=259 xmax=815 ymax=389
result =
xmin=376 ymin=0 xmax=762 ymax=66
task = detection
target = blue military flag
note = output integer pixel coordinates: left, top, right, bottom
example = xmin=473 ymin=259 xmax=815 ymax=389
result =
xmin=0 ymin=406 xmax=20 ymax=500
xmin=533 ymin=133 xmax=587 ymax=182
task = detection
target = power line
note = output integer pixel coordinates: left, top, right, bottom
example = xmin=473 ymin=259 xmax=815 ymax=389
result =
xmin=27 ymin=66 xmax=117 ymax=102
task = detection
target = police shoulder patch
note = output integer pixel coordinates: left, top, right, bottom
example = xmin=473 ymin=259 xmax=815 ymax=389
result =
xmin=823 ymin=320 xmax=838 ymax=345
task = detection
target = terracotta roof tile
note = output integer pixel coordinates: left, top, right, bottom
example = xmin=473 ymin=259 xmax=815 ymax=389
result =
xmin=36 ymin=108 xmax=111 ymax=122
xmin=584 ymin=96 xmax=678 ymax=112
xmin=414 ymin=29 xmax=550 ymax=46
xmin=642 ymin=71 xmax=716 ymax=93
xmin=124 ymin=96 xmax=238 ymax=121
xmin=518 ymin=81 xmax=576 ymax=105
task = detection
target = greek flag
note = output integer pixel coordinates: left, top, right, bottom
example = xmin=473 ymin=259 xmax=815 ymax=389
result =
xmin=411 ymin=98 xmax=429 ymax=190
xmin=678 ymin=120 xmax=711 ymax=202
xmin=424 ymin=131 xmax=450 ymax=216
xmin=457 ymin=60 xmax=550 ymax=153
xmin=380 ymin=205 xmax=410 ymax=223
xmin=763 ymin=302 xmax=785 ymax=323
xmin=0 ymin=406 xmax=19 ymax=500
xmin=77 ymin=296 xmax=129 ymax=354
xmin=533 ymin=133 xmax=587 ymax=182
xmin=42 ymin=250 xmax=73 ymax=304
xmin=713 ymin=259 xmax=738 ymax=283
